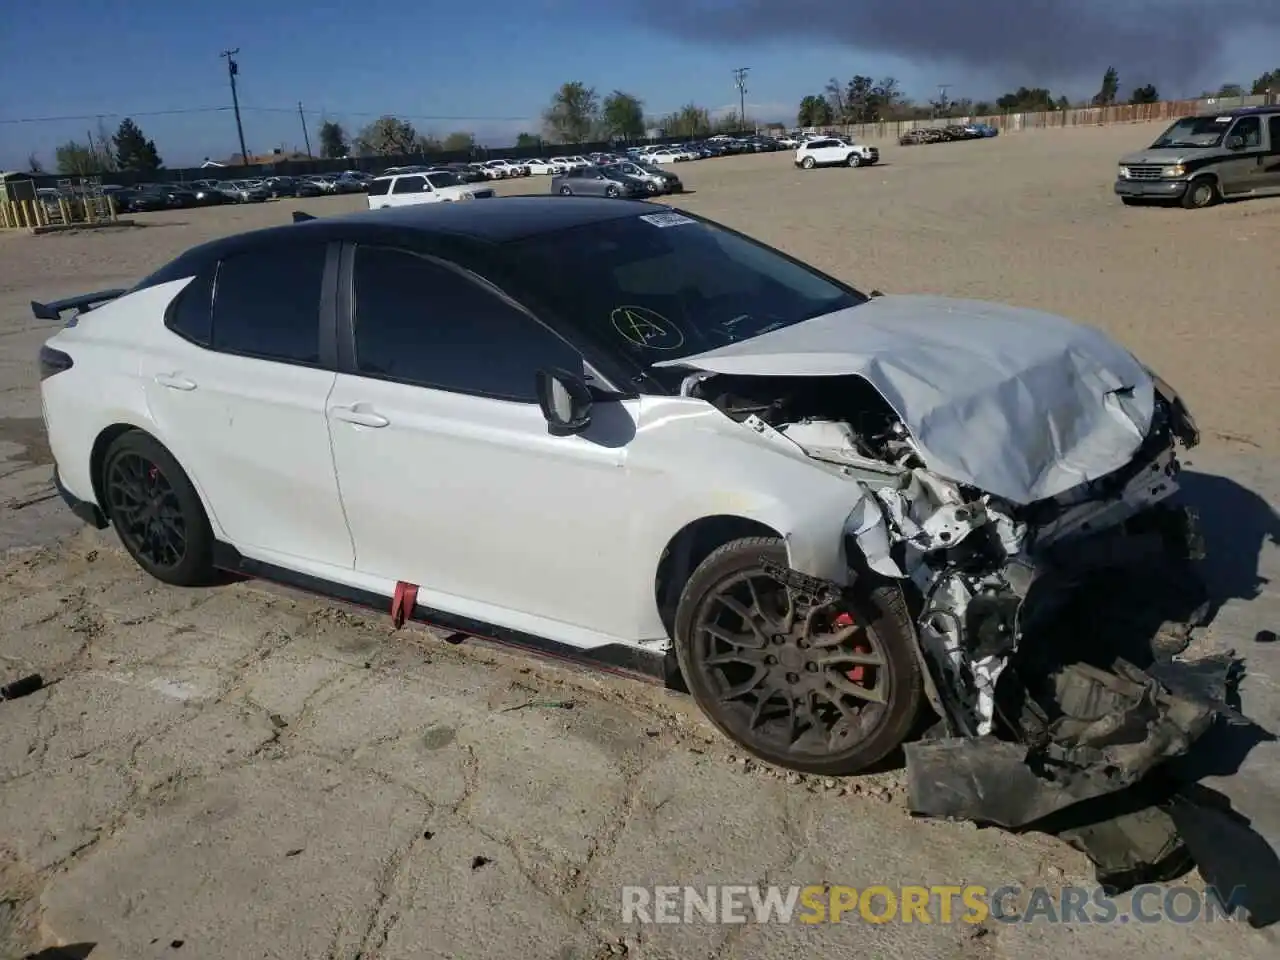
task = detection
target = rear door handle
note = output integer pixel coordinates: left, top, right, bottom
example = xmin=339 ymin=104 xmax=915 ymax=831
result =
xmin=329 ymin=403 xmax=389 ymax=428
xmin=155 ymin=373 xmax=196 ymax=391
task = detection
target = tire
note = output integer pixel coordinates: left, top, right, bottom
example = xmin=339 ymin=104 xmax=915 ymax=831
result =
xmin=800 ymin=156 xmax=816 ymax=169
xmin=1181 ymin=177 xmax=1219 ymax=209
xmin=847 ymin=153 xmax=862 ymax=168
xmin=673 ymin=537 xmax=923 ymax=776
xmin=559 ymin=186 xmax=572 ymax=195
xmin=1120 ymin=197 xmax=1144 ymax=206
xmin=645 ymin=182 xmax=659 ymax=194
xmin=101 ymin=430 xmax=216 ymax=587
xmin=606 ymin=185 xmax=620 ymax=198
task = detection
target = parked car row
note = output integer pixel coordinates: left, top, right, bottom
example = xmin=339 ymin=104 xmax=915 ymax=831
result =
xmin=96 ymin=171 xmax=377 ymax=212
xmin=899 ymin=123 xmax=999 ymax=145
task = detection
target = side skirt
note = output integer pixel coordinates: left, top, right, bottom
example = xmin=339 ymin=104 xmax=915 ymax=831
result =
xmin=211 ymin=542 xmax=684 ymax=689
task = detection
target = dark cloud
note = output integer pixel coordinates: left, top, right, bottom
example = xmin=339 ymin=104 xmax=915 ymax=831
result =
xmin=635 ymin=1 xmax=1280 ymax=93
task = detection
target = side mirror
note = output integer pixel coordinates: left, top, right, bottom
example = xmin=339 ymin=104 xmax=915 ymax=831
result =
xmin=1225 ymin=135 xmax=1244 ymax=150
xmin=535 ymin=368 xmax=593 ymax=436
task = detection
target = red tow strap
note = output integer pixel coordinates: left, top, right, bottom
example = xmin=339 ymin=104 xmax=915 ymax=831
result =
xmin=391 ymin=581 xmax=419 ymax=628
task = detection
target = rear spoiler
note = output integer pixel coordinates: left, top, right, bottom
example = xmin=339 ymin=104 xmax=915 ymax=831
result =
xmin=31 ymin=289 xmax=127 ymax=323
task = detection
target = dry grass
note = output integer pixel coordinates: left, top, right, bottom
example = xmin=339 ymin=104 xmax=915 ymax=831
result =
xmin=2 ymin=122 xmax=1276 ymax=450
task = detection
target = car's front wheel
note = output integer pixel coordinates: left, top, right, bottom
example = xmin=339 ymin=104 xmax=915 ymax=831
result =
xmin=559 ymin=186 xmax=572 ymax=195
xmin=101 ymin=430 xmax=216 ymax=587
xmin=1181 ymin=177 xmax=1220 ymax=209
xmin=673 ymin=537 xmax=923 ymax=775
xmin=606 ymin=185 xmax=620 ymax=198
xmin=847 ymin=153 xmax=862 ymax=167
xmin=800 ymin=156 xmax=816 ymax=169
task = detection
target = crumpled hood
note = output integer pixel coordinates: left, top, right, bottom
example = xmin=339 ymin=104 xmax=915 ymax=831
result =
xmin=653 ymin=295 xmax=1155 ymax=505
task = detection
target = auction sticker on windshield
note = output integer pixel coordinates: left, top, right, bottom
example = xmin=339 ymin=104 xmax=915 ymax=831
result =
xmin=639 ymin=212 xmax=696 ymax=228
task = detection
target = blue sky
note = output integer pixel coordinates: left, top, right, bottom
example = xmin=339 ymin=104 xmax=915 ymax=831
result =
xmin=1 ymin=0 xmax=1277 ymax=169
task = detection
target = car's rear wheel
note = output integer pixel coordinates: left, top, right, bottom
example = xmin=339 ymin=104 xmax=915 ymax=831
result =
xmin=559 ymin=186 xmax=572 ymax=195
xmin=1181 ymin=177 xmax=1220 ymax=209
xmin=645 ymin=182 xmax=659 ymax=194
xmin=102 ymin=431 xmax=215 ymax=587
xmin=801 ymin=156 xmax=816 ymax=169
xmin=847 ymin=153 xmax=862 ymax=167
xmin=606 ymin=185 xmax=620 ymax=198
xmin=673 ymin=537 xmax=923 ymax=775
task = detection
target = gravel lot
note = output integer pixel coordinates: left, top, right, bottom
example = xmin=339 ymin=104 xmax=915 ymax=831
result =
xmin=0 ymin=125 xmax=1277 ymax=959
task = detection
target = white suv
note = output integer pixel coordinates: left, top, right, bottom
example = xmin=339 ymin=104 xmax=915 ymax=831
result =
xmin=366 ymin=170 xmax=494 ymax=208
xmin=795 ymin=138 xmax=879 ymax=169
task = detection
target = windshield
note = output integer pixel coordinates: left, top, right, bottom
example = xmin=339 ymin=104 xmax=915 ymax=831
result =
xmin=501 ymin=212 xmax=865 ymax=364
xmin=1151 ymin=116 xmax=1231 ymax=148
xmin=425 ymin=172 xmax=463 ymax=188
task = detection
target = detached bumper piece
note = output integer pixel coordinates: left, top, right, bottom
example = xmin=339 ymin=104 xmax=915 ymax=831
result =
xmin=906 ymin=532 xmax=1275 ymax=925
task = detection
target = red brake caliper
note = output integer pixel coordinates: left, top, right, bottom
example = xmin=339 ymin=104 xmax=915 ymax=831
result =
xmin=833 ymin=612 xmax=870 ymax=683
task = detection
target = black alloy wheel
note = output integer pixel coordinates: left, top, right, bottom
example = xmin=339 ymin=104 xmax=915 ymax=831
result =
xmin=102 ymin=431 xmax=215 ymax=586
xmin=674 ymin=538 xmax=922 ymax=775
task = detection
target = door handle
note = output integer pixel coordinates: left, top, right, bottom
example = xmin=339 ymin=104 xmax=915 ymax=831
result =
xmin=155 ymin=373 xmax=196 ymax=391
xmin=329 ymin=403 xmax=389 ymax=428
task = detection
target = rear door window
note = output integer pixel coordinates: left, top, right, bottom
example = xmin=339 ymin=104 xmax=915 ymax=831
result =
xmin=211 ymin=243 xmax=327 ymax=364
xmin=367 ymin=178 xmax=392 ymax=196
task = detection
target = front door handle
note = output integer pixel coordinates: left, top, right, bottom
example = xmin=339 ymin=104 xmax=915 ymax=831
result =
xmin=329 ymin=403 xmax=389 ymax=428
xmin=155 ymin=373 xmax=196 ymax=391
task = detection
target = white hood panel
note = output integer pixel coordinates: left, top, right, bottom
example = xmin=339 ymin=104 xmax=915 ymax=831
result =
xmin=653 ymin=295 xmax=1155 ymax=504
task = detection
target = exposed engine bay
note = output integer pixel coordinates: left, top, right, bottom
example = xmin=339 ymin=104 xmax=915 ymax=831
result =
xmin=686 ymin=371 xmax=1205 ymax=738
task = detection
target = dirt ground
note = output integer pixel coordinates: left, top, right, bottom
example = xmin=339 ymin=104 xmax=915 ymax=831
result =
xmin=0 ymin=123 xmax=1278 ymax=959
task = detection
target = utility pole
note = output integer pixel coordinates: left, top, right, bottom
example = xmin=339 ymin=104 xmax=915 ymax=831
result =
xmin=298 ymin=102 xmax=313 ymax=158
xmin=732 ymin=67 xmax=750 ymax=131
xmin=220 ymin=48 xmax=250 ymax=165
xmin=935 ymin=83 xmax=951 ymax=118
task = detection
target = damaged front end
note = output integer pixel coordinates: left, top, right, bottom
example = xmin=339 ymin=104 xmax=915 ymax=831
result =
xmin=845 ymin=378 xmax=1204 ymax=740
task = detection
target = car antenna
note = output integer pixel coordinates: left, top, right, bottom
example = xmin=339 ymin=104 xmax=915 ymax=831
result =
xmin=292 ymin=211 xmax=316 ymax=223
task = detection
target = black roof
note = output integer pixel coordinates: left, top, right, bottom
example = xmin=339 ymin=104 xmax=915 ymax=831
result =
xmin=138 ymin=196 xmax=668 ymax=287
xmin=323 ymin=195 xmax=654 ymax=241
xmin=1207 ymin=105 xmax=1280 ymax=117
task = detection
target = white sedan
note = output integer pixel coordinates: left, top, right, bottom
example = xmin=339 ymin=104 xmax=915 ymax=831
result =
xmin=35 ymin=196 xmax=1202 ymax=778
xmin=525 ymin=159 xmax=563 ymax=175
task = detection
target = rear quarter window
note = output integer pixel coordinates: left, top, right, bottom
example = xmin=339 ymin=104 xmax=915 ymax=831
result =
xmin=165 ymin=271 xmax=214 ymax=346
xmin=367 ymin=178 xmax=392 ymax=196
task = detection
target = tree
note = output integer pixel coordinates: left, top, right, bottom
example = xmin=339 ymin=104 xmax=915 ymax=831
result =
xmin=995 ymin=87 xmax=1057 ymax=112
xmin=797 ymin=94 xmax=832 ymax=127
xmin=973 ymin=101 xmax=993 ymax=117
xmin=601 ymin=91 xmax=645 ymax=140
xmin=112 ymin=118 xmax=162 ymax=173
xmin=353 ymin=116 xmax=419 ymax=156
xmin=414 ymin=133 xmax=442 ymax=154
xmin=55 ymin=140 xmax=100 ymax=175
xmin=823 ymin=77 xmax=846 ymax=124
xmin=1129 ymin=84 xmax=1160 ymax=105
xmin=27 ymin=153 xmax=44 ymax=174
xmin=515 ymin=132 xmax=541 ymax=148
xmin=1093 ymin=66 xmax=1120 ymax=106
xmin=713 ymin=111 xmax=745 ymax=134
xmin=543 ymin=82 xmax=599 ymax=144
xmin=659 ymin=104 xmax=711 ymax=138
xmin=319 ymin=121 xmax=349 ymax=159
xmin=442 ymin=131 xmax=475 ymax=152
xmin=1249 ymin=70 xmax=1277 ymax=95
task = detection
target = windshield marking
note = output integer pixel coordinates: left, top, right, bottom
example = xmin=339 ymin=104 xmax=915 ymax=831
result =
xmin=610 ymin=306 xmax=685 ymax=349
